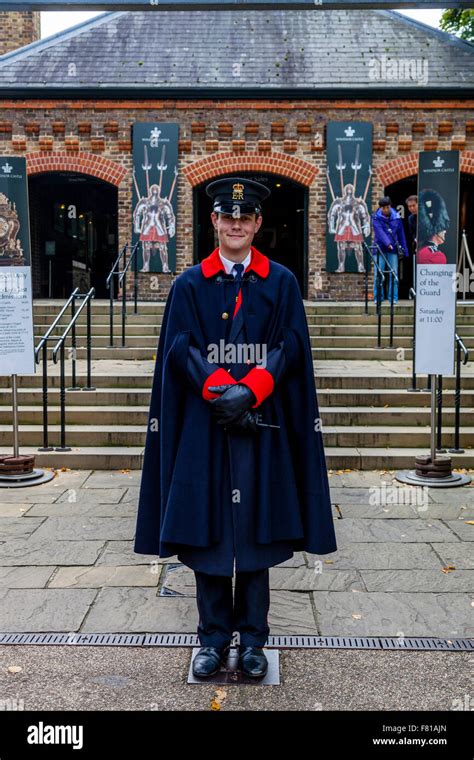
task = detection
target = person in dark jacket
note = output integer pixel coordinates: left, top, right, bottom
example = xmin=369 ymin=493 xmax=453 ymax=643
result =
xmin=371 ymin=196 xmax=409 ymax=304
xmin=134 ymin=176 xmax=337 ymax=680
xmin=406 ymin=195 xmax=418 ymax=290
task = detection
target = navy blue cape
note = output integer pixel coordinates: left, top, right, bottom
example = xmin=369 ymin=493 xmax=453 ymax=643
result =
xmin=134 ymin=246 xmax=337 ymax=560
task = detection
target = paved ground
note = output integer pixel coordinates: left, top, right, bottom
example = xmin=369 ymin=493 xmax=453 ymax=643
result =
xmin=0 ymin=467 xmax=472 ymax=712
xmin=0 ymin=468 xmax=472 ymax=638
xmin=0 ymin=645 xmax=471 ymax=711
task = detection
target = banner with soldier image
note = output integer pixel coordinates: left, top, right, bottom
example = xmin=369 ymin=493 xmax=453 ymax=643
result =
xmin=0 ymin=156 xmax=35 ymax=375
xmin=132 ymin=122 xmax=178 ymax=274
xmin=326 ymin=121 xmax=372 ymax=274
xmin=414 ymin=150 xmax=459 ymax=376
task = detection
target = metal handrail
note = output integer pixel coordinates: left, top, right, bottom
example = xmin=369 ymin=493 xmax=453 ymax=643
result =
xmin=51 ymin=287 xmax=95 ymax=451
xmin=106 ymin=240 xmax=140 ymax=347
xmin=363 ymin=242 xmax=395 ymax=348
xmin=34 ymin=288 xmax=95 ymax=453
xmin=457 ymin=231 xmax=473 ymax=301
xmin=35 ymin=288 xmax=84 ymax=451
xmin=35 ymin=287 xmax=80 ymax=362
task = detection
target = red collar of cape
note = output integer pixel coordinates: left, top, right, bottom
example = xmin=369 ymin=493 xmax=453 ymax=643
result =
xmin=200 ymin=245 xmax=270 ymax=279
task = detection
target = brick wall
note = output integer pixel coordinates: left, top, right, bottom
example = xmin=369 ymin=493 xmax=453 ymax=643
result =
xmin=0 ymin=98 xmax=472 ymax=300
xmin=0 ymin=12 xmax=41 ymax=56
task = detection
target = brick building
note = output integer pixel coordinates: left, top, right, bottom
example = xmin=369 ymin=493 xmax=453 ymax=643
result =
xmin=0 ymin=8 xmax=473 ymax=301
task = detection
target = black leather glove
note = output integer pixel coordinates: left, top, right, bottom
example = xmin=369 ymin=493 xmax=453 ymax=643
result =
xmin=224 ymin=409 xmax=259 ymax=435
xmin=207 ymin=383 xmax=257 ymax=426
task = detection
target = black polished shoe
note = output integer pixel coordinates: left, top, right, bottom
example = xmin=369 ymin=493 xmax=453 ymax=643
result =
xmin=192 ymin=645 xmax=230 ymax=678
xmin=238 ymin=646 xmax=268 ymax=678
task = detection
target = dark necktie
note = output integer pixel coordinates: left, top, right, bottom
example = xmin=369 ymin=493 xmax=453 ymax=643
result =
xmin=232 ymin=262 xmax=244 ymax=282
xmin=229 ymin=262 xmax=245 ymax=342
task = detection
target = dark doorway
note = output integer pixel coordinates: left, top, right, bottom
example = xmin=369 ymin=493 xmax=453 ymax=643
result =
xmin=193 ymin=172 xmax=307 ymax=296
xmin=386 ymin=173 xmax=474 ymax=301
xmin=29 ymin=172 xmax=118 ymax=299
xmin=385 ymin=175 xmax=417 ymax=299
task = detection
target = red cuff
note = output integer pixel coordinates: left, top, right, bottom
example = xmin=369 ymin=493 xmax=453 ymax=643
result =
xmin=202 ymin=368 xmax=237 ymax=400
xmin=239 ymin=366 xmax=274 ymax=407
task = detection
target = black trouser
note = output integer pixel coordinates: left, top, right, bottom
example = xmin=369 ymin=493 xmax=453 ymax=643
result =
xmin=194 ymin=568 xmax=270 ymax=648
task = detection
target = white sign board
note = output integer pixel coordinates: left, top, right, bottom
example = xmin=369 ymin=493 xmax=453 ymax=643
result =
xmin=0 ymin=157 xmax=36 ymax=376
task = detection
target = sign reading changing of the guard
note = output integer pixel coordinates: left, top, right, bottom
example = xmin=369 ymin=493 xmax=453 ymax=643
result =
xmin=414 ymin=150 xmax=460 ymax=377
xmin=132 ymin=123 xmax=179 ymax=275
xmin=0 ymin=157 xmax=35 ymax=376
xmin=3 ymin=1 xmax=468 ymax=8
xmin=326 ymin=121 xmax=372 ymax=274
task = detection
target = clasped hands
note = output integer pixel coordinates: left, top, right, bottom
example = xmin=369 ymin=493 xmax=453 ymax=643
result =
xmin=207 ymin=383 xmax=258 ymax=434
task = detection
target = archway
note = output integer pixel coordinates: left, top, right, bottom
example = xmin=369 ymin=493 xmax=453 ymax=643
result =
xmin=29 ymin=171 xmax=118 ymax=299
xmin=385 ymin=172 xmax=474 ymax=300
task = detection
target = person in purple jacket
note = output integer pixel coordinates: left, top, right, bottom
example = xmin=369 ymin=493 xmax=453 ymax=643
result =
xmin=371 ymin=196 xmax=409 ymax=304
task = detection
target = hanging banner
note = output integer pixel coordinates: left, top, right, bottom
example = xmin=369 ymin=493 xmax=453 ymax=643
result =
xmin=132 ymin=122 xmax=179 ymax=274
xmin=0 ymin=156 xmax=35 ymax=376
xmin=414 ymin=150 xmax=459 ymax=376
xmin=326 ymin=121 xmax=372 ymax=274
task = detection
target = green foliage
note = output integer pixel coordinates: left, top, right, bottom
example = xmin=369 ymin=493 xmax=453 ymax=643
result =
xmin=440 ymin=9 xmax=474 ymax=42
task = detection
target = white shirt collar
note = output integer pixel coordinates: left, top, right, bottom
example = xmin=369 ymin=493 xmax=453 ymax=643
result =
xmin=218 ymin=248 xmax=252 ymax=276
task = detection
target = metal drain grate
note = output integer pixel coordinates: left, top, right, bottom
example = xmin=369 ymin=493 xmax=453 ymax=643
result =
xmin=0 ymin=632 xmax=472 ymax=650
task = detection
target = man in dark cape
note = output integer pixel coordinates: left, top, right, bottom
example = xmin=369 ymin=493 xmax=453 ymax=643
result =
xmin=134 ymin=176 xmax=337 ymax=678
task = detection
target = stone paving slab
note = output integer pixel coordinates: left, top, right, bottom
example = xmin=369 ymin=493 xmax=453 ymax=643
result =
xmin=306 ymin=543 xmax=443 ymax=570
xmin=0 ymin=589 xmax=98 ymax=632
xmin=95 ymin=541 xmax=176 ymax=567
xmin=0 ymin=566 xmax=55 ymax=589
xmin=0 ymin=538 xmax=106 ymax=566
xmin=0 ymin=468 xmax=472 ymax=637
xmin=335 ymin=518 xmax=460 ymax=543
xmin=26 ymin=499 xmax=137 ymax=517
xmin=48 ymin=565 xmax=162 ymax=588
xmin=360 ymin=569 xmax=474 ymax=592
xmin=0 ymin=517 xmax=46 ymax=541
xmin=311 ymin=591 xmax=473 ymax=638
xmin=31 ymin=516 xmax=136 ymax=542
xmin=434 ymin=543 xmax=474 ymax=569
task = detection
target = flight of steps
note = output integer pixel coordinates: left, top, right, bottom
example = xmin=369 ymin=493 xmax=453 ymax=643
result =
xmin=0 ymin=299 xmax=473 ymax=470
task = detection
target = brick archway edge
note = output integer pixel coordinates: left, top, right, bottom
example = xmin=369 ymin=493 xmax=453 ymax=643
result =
xmin=377 ymin=151 xmax=474 ymax=186
xmin=25 ymin=151 xmax=127 ymax=187
xmin=183 ymin=151 xmax=318 ymax=187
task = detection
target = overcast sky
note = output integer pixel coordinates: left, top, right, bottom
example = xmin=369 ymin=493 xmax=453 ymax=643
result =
xmin=40 ymin=8 xmax=444 ymax=39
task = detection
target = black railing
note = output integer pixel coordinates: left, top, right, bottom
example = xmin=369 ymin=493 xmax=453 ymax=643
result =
xmin=449 ymin=334 xmax=469 ymax=454
xmin=35 ymin=288 xmax=95 ymax=452
xmin=363 ymin=242 xmax=398 ymax=347
xmin=106 ymin=241 xmax=140 ymax=348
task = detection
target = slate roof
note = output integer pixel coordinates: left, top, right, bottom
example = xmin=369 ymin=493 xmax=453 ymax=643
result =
xmin=0 ymin=9 xmax=472 ymax=95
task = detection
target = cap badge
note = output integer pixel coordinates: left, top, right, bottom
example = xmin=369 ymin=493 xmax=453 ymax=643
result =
xmin=232 ymin=183 xmax=245 ymax=200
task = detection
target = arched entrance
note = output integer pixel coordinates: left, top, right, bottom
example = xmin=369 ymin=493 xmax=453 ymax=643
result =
xmin=29 ymin=171 xmax=118 ymax=299
xmin=385 ymin=172 xmax=474 ymax=300
xmin=194 ymin=172 xmax=308 ymax=296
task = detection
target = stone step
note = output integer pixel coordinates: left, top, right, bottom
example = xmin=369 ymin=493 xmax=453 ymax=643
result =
xmin=34 ymin=345 xmax=425 ymax=360
xmin=0 ymin=445 xmax=143 ymax=470
xmin=320 ymin=426 xmax=474 ymax=448
xmin=1 ymin=372 xmax=473 ymax=390
xmin=1 ymin=387 xmax=473 ymax=407
xmin=33 ymin=333 xmax=427 ymax=350
xmin=1 ymin=445 xmax=472 ymax=471
xmin=320 ymin=407 xmax=474 ymax=426
xmin=30 ymin=316 xmax=474 ymax=333
xmin=0 ymin=405 xmax=472 ymax=428
xmin=32 ymin=299 xmax=474 ymax=316
xmin=1 ymin=423 xmax=473 ymax=448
